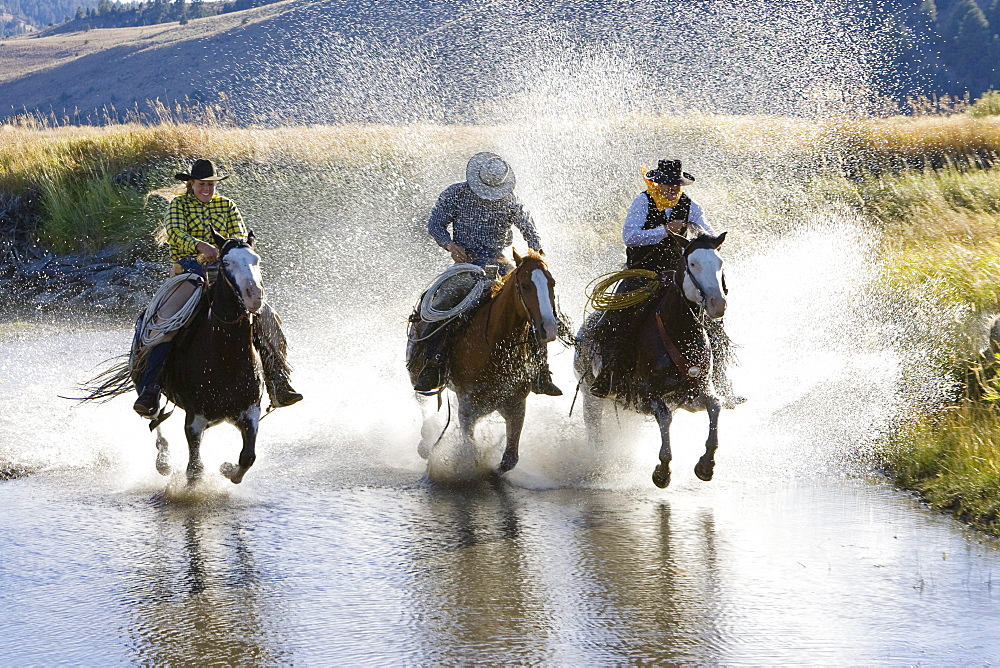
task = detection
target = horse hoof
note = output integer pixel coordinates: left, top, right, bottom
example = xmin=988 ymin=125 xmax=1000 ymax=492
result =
xmin=220 ymin=462 xmax=246 ymax=484
xmin=695 ymin=459 xmax=715 ymax=482
xmin=496 ymin=455 xmax=518 ymax=475
xmin=155 ymin=452 xmax=171 ymax=477
xmin=652 ymin=465 xmax=671 ymax=488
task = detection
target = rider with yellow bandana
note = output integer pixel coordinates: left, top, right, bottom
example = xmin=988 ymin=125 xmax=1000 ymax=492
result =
xmin=589 ymin=159 xmax=739 ymax=404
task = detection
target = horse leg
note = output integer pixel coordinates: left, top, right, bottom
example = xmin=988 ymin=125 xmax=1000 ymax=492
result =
xmin=456 ymin=397 xmax=480 ymax=466
xmin=184 ymin=413 xmax=209 ymax=482
xmin=497 ymin=399 xmax=526 ymax=474
xmin=650 ymin=398 xmax=673 ymax=488
xmin=154 ymin=426 xmax=171 ymax=476
xmin=221 ymin=407 xmax=260 ymax=484
xmin=694 ymin=401 xmax=721 ymax=482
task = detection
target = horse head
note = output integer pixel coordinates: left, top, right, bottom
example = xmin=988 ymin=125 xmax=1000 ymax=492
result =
xmin=512 ymin=249 xmax=559 ymax=343
xmin=673 ymin=231 xmax=727 ymax=319
xmin=213 ymin=229 xmax=264 ymax=314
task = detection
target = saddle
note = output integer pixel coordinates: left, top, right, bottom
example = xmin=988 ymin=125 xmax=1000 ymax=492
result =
xmin=406 ymin=264 xmax=500 ymax=391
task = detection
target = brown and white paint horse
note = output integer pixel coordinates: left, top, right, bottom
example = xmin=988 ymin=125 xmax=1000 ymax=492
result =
xmin=418 ymin=250 xmax=560 ymax=476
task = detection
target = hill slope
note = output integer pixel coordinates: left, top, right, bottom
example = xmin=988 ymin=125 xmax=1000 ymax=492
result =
xmin=0 ymin=0 xmax=969 ymax=124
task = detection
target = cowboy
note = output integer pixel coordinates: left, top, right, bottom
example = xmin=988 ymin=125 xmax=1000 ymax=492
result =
xmin=589 ymin=159 xmax=738 ymax=403
xmin=410 ymin=151 xmax=562 ymax=396
xmin=132 ymin=159 xmax=303 ymax=417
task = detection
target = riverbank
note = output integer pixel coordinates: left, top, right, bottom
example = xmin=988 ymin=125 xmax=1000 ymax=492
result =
xmin=824 ymin=160 xmax=1000 ymax=535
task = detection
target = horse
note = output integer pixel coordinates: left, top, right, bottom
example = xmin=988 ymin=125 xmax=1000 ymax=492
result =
xmin=418 ymin=250 xmax=560 ymax=475
xmin=78 ymin=231 xmax=267 ymax=484
xmin=574 ymin=232 xmax=730 ymax=488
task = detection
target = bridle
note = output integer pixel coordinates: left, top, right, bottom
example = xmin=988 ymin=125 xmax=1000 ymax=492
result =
xmin=483 ymin=260 xmax=554 ymax=345
xmin=677 ymin=246 xmax=727 ymax=313
xmin=209 ymin=246 xmax=254 ymax=326
xmin=514 ymin=261 xmax=555 ymax=343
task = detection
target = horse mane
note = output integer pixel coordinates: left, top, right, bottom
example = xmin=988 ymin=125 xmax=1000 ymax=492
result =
xmin=683 ymin=232 xmax=725 ymax=256
xmin=489 ymin=251 xmax=547 ymax=298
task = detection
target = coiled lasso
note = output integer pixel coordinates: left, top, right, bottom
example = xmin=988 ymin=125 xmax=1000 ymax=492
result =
xmin=419 ymin=263 xmax=491 ymax=322
xmin=138 ymin=274 xmax=205 ymax=347
xmin=585 ymin=269 xmax=661 ymax=311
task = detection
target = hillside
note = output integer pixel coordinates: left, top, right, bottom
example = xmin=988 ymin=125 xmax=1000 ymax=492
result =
xmin=0 ymin=0 xmax=993 ymax=125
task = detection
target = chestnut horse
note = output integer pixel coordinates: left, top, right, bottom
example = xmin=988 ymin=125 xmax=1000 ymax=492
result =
xmin=418 ymin=250 xmax=560 ymax=475
xmin=574 ymin=233 xmax=729 ymax=488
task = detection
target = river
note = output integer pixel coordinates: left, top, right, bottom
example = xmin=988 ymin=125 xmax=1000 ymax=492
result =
xmin=2 ymin=168 xmax=999 ymax=663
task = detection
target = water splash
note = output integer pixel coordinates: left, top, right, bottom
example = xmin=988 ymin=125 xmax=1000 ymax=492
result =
xmin=0 ymin=0 xmax=937 ymax=488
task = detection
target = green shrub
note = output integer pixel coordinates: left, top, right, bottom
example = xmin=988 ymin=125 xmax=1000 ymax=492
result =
xmin=38 ymin=169 xmax=161 ymax=255
xmin=969 ymin=90 xmax=1000 ymax=117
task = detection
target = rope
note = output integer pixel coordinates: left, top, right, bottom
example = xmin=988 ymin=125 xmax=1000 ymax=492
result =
xmin=419 ymin=263 xmax=490 ymax=322
xmin=585 ymin=269 xmax=660 ymax=311
xmin=139 ymin=274 xmax=204 ymax=347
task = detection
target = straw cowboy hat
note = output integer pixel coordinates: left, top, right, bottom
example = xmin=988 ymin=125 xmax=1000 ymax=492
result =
xmin=175 ymin=159 xmax=229 ymax=182
xmin=645 ymin=159 xmax=695 ymax=186
xmin=466 ymin=152 xmax=516 ymax=200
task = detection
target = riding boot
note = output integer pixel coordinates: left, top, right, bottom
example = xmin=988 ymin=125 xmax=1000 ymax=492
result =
xmin=254 ymin=306 xmax=303 ymax=408
xmin=530 ymin=341 xmax=562 ymax=396
xmin=413 ymin=354 xmax=443 ymax=394
xmin=133 ymin=341 xmax=172 ymax=418
xmin=590 ymin=363 xmax=615 ymax=398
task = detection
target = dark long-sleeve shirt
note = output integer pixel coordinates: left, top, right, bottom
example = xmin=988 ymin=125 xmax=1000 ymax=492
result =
xmin=427 ymin=183 xmax=542 ymax=261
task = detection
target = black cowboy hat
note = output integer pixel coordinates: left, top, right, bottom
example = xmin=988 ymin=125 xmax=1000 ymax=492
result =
xmin=175 ymin=159 xmax=229 ymax=182
xmin=645 ymin=159 xmax=694 ymax=186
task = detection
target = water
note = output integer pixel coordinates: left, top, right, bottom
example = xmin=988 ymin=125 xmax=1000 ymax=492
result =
xmin=3 ymin=174 xmax=999 ymax=662
xmin=3 ymin=1 xmax=996 ymax=662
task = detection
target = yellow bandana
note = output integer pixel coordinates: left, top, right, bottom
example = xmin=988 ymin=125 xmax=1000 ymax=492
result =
xmin=640 ymin=165 xmax=682 ymax=211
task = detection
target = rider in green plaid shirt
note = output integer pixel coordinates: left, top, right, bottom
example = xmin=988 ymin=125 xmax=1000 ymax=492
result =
xmin=165 ymin=192 xmax=247 ymax=262
xmin=133 ymin=159 xmax=302 ymax=418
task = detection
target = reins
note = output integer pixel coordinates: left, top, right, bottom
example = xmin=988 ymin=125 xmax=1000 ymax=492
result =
xmin=653 ymin=271 xmax=712 ymax=380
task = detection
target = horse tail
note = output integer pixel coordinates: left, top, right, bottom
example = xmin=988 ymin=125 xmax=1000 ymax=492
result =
xmin=65 ymin=355 xmax=134 ymax=403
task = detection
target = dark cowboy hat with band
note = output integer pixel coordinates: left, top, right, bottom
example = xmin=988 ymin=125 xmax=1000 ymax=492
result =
xmin=175 ymin=159 xmax=229 ymax=182
xmin=645 ymin=159 xmax=695 ymax=186
xmin=466 ymin=151 xmax=516 ymax=200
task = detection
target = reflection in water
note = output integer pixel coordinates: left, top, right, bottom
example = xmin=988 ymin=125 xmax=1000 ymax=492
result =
xmin=408 ymin=481 xmax=538 ymax=662
xmin=122 ymin=501 xmax=288 ymax=666
xmin=1 ymin=474 xmax=999 ymax=663
xmin=403 ymin=483 xmax=734 ymax=664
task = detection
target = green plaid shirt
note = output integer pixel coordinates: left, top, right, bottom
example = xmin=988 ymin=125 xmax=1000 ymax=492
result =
xmin=165 ymin=193 xmax=247 ymax=261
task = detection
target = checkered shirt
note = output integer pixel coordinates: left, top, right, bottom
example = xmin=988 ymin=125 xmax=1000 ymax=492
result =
xmin=165 ymin=193 xmax=248 ymax=261
xmin=427 ymin=183 xmax=542 ymax=260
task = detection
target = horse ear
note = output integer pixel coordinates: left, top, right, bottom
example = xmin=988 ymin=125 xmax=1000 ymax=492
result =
xmin=247 ymin=229 xmax=256 ymax=247
xmin=714 ymin=231 xmax=727 ymax=247
xmin=210 ymin=227 xmax=226 ymax=247
xmin=513 ymin=248 xmax=523 ymax=264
